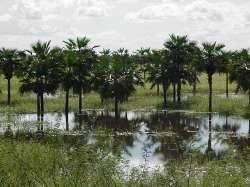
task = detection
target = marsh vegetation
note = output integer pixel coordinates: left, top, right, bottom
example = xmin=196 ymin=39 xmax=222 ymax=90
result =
xmin=0 ymin=35 xmax=249 ymax=186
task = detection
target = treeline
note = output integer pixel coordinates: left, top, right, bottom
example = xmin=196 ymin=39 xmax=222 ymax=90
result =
xmin=0 ymin=34 xmax=249 ymax=119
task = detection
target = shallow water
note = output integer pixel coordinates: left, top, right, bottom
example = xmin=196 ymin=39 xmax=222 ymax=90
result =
xmin=0 ymin=111 xmax=249 ymax=171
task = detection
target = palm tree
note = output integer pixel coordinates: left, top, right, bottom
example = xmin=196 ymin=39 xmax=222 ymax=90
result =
xmin=134 ymin=48 xmax=151 ymax=81
xmin=59 ymin=49 xmax=77 ymax=130
xmin=63 ymin=37 xmax=98 ymax=114
xmin=18 ymin=41 xmax=60 ymax=120
xmin=197 ymin=42 xmax=225 ymax=113
xmin=189 ymin=46 xmax=201 ymax=96
xmin=0 ymin=48 xmax=20 ymax=105
xmin=147 ymin=49 xmax=172 ymax=108
xmin=230 ymin=49 xmax=250 ymax=105
xmin=95 ymin=48 xmax=143 ymax=118
xmin=218 ymin=51 xmax=236 ymax=98
xmin=164 ymin=34 xmax=197 ymax=104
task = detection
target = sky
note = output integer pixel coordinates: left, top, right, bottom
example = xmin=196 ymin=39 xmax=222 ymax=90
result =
xmin=0 ymin=0 xmax=250 ymax=51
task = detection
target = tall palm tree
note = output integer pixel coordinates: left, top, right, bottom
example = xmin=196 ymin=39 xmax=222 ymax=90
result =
xmin=198 ymin=42 xmax=225 ymax=113
xmin=147 ymin=49 xmax=172 ymax=108
xmin=95 ymin=48 xmax=143 ymax=118
xmin=31 ymin=41 xmax=51 ymax=117
xmin=18 ymin=41 xmax=60 ymax=120
xmin=164 ymin=34 xmax=197 ymax=104
xmin=59 ymin=49 xmax=77 ymax=130
xmin=63 ymin=37 xmax=98 ymax=114
xmin=218 ymin=51 xmax=236 ymax=98
xmin=189 ymin=46 xmax=201 ymax=96
xmin=230 ymin=49 xmax=250 ymax=105
xmin=0 ymin=48 xmax=20 ymax=105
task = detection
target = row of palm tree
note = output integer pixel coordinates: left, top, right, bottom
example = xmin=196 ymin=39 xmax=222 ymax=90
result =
xmin=0 ymin=35 xmax=250 ymax=118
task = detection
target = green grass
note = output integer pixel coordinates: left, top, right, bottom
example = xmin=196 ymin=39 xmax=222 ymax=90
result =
xmin=0 ymin=74 xmax=249 ymax=117
xmin=0 ymin=137 xmax=249 ymax=187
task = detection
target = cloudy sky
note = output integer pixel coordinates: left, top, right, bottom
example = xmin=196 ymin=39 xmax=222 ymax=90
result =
xmin=0 ymin=0 xmax=250 ymax=51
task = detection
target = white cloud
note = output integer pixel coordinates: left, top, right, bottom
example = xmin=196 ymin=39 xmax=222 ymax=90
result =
xmin=78 ymin=6 xmax=108 ymax=18
xmin=126 ymin=0 xmax=248 ymax=23
xmin=9 ymin=0 xmax=110 ymax=21
xmin=125 ymin=0 xmax=250 ymax=45
xmin=0 ymin=14 xmax=11 ymax=22
xmin=90 ymin=30 xmax=126 ymax=50
xmin=0 ymin=0 xmax=250 ymax=50
xmin=0 ymin=0 xmax=111 ymax=36
xmin=76 ymin=0 xmax=110 ymax=18
xmin=126 ymin=3 xmax=179 ymax=22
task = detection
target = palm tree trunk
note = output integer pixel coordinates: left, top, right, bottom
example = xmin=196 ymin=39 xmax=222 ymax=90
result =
xmin=65 ymin=89 xmax=69 ymax=131
xmin=177 ymin=81 xmax=181 ymax=104
xmin=37 ymin=93 xmax=41 ymax=121
xmin=157 ymin=84 xmax=160 ymax=96
xmin=173 ymin=83 xmax=176 ymax=104
xmin=208 ymin=74 xmax=213 ymax=113
xmin=7 ymin=78 xmax=11 ymax=105
xmin=163 ymin=84 xmax=167 ymax=108
xmin=40 ymin=92 xmax=44 ymax=118
xmin=248 ymin=92 xmax=250 ymax=107
xmin=79 ymin=86 xmax=82 ymax=114
xmin=207 ymin=113 xmax=212 ymax=153
xmin=115 ymin=96 xmax=119 ymax=119
xmin=40 ymin=110 xmax=44 ymax=131
xmin=193 ymin=81 xmax=197 ymax=96
xmin=249 ymin=118 xmax=250 ymax=135
xmin=226 ymin=72 xmax=229 ymax=98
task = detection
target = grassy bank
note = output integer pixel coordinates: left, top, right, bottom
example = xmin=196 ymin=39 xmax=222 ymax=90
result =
xmin=0 ymin=74 xmax=249 ymax=117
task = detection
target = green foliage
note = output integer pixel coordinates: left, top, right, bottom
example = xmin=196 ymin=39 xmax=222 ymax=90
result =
xmin=163 ymin=34 xmax=198 ymax=85
xmin=0 ymin=139 xmax=121 ymax=186
xmin=95 ymin=48 xmax=143 ymax=104
xmin=63 ymin=37 xmax=98 ymax=94
xmin=197 ymin=42 xmax=225 ymax=76
xmin=0 ymin=48 xmax=20 ymax=80
xmin=147 ymin=49 xmax=170 ymax=88
xmin=230 ymin=49 xmax=250 ymax=96
xmin=18 ymin=41 xmax=60 ymax=95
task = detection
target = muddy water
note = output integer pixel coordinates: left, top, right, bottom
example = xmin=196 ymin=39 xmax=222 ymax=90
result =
xmin=0 ymin=111 xmax=249 ymax=170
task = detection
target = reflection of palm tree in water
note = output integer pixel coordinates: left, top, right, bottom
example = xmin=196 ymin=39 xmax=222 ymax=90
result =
xmin=36 ymin=107 xmax=44 ymax=131
xmin=146 ymin=112 xmax=201 ymax=160
xmin=65 ymin=110 xmax=69 ymax=131
xmin=74 ymin=112 xmax=141 ymax=157
xmin=207 ymin=113 xmax=212 ymax=153
xmin=249 ymin=118 xmax=250 ymax=135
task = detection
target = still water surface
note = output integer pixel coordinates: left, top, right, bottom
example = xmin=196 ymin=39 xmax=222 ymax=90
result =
xmin=0 ymin=111 xmax=249 ymax=170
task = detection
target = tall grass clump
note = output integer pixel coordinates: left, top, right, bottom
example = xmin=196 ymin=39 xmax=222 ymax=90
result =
xmin=0 ymin=139 xmax=122 ymax=186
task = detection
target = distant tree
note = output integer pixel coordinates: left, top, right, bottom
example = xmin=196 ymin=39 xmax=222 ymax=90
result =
xmin=218 ymin=51 xmax=236 ymax=98
xmin=95 ymin=49 xmax=143 ymax=118
xmin=189 ymin=46 xmax=201 ymax=96
xmin=197 ymin=42 xmax=225 ymax=112
xmin=134 ymin=48 xmax=151 ymax=80
xmin=147 ymin=49 xmax=172 ymax=108
xmin=230 ymin=49 xmax=250 ymax=105
xmin=164 ymin=34 xmax=197 ymax=104
xmin=63 ymin=37 xmax=98 ymax=114
xmin=0 ymin=48 xmax=20 ymax=105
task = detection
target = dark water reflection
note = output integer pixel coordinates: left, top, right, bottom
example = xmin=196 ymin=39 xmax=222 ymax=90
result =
xmin=0 ymin=111 xmax=249 ymax=170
